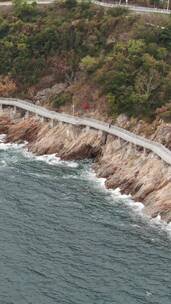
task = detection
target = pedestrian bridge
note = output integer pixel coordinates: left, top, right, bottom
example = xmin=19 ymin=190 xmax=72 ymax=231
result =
xmin=0 ymin=97 xmax=171 ymax=165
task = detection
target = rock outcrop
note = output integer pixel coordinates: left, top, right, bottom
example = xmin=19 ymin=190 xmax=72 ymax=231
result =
xmin=0 ymin=111 xmax=171 ymax=223
xmin=35 ymin=83 xmax=68 ymax=104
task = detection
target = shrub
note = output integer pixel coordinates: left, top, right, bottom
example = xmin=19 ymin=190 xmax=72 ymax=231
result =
xmin=64 ymin=0 xmax=77 ymax=9
xmin=80 ymin=55 xmax=99 ymax=73
xmin=12 ymin=0 xmax=38 ymax=21
xmin=106 ymin=7 xmax=129 ymax=17
xmin=51 ymin=92 xmax=72 ymax=108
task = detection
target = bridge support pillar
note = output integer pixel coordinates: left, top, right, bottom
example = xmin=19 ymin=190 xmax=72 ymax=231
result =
xmin=40 ymin=116 xmax=44 ymax=123
xmin=125 ymin=143 xmax=137 ymax=158
xmin=85 ymin=126 xmax=90 ymax=132
xmin=127 ymin=143 xmax=133 ymax=157
xmin=101 ymin=131 xmax=108 ymax=145
xmin=25 ymin=111 xmax=29 ymax=119
xmin=49 ymin=119 xmax=54 ymax=128
xmin=13 ymin=106 xmax=17 ymax=114
xmin=0 ymin=104 xmax=3 ymax=111
xmin=10 ymin=108 xmax=15 ymax=119
xmin=117 ymin=137 xmax=122 ymax=148
xmin=142 ymin=148 xmax=147 ymax=159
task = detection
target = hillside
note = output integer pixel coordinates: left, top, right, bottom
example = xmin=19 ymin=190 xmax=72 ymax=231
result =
xmin=1 ymin=0 xmax=171 ymax=121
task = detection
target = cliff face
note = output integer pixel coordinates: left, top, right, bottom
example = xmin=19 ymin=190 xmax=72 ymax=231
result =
xmin=0 ymin=112 xmax=171 ymax=223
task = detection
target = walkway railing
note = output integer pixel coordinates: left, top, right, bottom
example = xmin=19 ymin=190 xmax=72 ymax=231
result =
xmin=92 ymin=1 xmax=171 ymax=14
xmin=0 ymin=0 xmax=170 ymax=14
xmin=0 ymin=97 xmax=171 ymax=165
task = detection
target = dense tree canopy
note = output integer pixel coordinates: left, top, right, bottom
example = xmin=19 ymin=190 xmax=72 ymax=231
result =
xmin=0 ymin=0 xmax=171 ymax=118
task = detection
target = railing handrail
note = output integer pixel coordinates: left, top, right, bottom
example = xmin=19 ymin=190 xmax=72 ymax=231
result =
xmin=92 ymin=1 xmax=171 ymax=14
xmin=1 ymin=97 xmax=171 ymax=165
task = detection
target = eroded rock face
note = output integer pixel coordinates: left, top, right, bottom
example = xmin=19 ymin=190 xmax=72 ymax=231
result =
xmin=0 ymin=113 xmax=12 ymax=133
xmin=1 ymin=112 xmax=171 ymax=223
xmin=152 ymin=124 xmax=171 ymax=149
xmin=6 ymin=118 xmax=42 ymax=143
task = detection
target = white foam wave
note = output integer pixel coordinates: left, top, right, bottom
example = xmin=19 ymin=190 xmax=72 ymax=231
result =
xmin=81 ymin=168 xmax=171 ymax=238
xmin=0 ymin=142 xmax=26 ymax=151
xmin=148 ymin=214 xmax=171 ymax=238
xmin=23 ymin=151 xmax=78 ymax=168
xmin=0 ymin=134 xmax=6 ymax=142
xmin=0 ymin=135 xmax=78 ymax=169
xmin=35 ymin=154 xmax=78 ymax=168
xmin=0 ymin=135 xmax=27 ymax=151
xmin=63 ymin=174 xmax=80 ymax=180
xmin=81 ymin=169 xmax=105 ymax=186
xmin=0 ymin=160 xmax=7 ymax=167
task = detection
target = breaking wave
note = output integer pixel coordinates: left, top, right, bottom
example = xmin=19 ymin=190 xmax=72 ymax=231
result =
xmin=0 ymin=134 xmax=171 ymax=236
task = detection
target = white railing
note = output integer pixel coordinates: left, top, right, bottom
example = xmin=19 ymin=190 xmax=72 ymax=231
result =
xmin=1 ymin=97 xmax=171 ymax=165
xmin=92 ymin=1 xmax=171 ymax=14
xmin=0 ymin=0 xmax=170 ymax=14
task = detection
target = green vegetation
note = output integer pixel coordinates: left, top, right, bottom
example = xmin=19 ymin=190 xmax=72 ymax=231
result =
xmin=0 ymin=0 xmax=171 ymax=119
xmin=51 ymin=92 xmax=72 ymax=108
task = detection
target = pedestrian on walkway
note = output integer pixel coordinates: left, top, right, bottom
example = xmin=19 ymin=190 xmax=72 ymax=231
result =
xmin=108 ymin=119 xmax=113 ymax=128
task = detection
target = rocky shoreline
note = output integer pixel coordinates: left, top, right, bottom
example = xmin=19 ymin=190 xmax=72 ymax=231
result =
xmin=0 ymin=110 xmax=171 ymax=223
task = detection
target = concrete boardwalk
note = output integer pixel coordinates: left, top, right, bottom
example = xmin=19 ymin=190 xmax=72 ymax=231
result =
xmin=0 ymin=97 xmax=171 ymax=165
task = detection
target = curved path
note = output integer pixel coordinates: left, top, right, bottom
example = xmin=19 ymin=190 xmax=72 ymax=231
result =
xmin=93 ymin=1 xmax=171 ymax=14
xmin=0 ymin=97 xmax=171 ymax=165
xmin=0 ymin=0 xmax=170 ymax=14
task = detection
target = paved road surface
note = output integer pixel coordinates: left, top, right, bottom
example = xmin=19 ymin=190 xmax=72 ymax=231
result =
xmin=93 ymin=1 xmax=171 ymax=15
xmin=0 ymin=0 xmax=170 ymax=14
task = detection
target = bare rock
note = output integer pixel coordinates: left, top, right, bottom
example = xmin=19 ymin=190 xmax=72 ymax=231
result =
xmin=35 ymin=83 xmax=68 ymax=104
xmin=61 ymin=144 xmax=101 ymax=161
xmin=116 ymin=114 xmax=129 ymax=128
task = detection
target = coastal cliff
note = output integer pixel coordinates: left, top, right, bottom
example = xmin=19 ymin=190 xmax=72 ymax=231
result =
xmin=1 ymin=111 xmax=171 ymax=223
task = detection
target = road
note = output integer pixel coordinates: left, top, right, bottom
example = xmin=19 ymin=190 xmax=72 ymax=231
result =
xmin=0 ymin=0 xmax=52 ymax=6
xmin=0 ymin=97 xmax=171 ymax=165
xmin=93 ymin=1 xmax=171 ymax=15
xmin=0 ymin=0 xmax=170 ymax=14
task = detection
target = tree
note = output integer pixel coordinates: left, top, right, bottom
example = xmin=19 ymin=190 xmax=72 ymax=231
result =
xmin=12 ymin=0 xmax=37 ymax=21
xmin=64 ymin=0 xmax=77 ymax=9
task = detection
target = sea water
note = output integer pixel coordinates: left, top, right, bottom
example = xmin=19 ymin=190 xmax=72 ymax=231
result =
xmin=0 ymin=138 xmax=170 ymax=304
